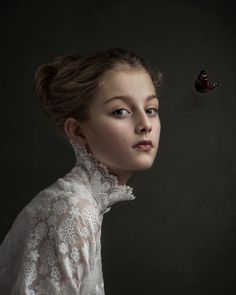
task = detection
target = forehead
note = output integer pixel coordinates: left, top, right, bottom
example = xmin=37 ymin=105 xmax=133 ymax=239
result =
xmin=97 ymin=69 xmax=156 ymax=98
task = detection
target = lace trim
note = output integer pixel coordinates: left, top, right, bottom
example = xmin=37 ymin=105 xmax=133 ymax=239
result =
xmin=69 ymin=142 xmax=136 ymax=210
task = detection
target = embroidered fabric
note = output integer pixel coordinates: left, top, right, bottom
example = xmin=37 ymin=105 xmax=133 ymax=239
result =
xmin=0 ymin=143 xmax=136 ymax=294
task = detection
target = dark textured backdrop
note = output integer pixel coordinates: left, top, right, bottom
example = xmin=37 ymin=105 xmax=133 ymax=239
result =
xmin=0 ymin=0 xmax=236 ymax=294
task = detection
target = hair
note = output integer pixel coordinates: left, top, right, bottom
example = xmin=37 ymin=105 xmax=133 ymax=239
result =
xmin=33 ymin=47 xmax=162 ymax=140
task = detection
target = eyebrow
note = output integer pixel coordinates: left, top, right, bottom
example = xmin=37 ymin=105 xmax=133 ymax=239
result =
xmin=104 ymin=94 xmax=158 ymax=104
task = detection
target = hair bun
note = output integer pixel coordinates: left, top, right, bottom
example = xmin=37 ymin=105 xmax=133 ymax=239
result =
xmin=33 ymin=63 xmax=57 ymax=106
xmin=53 ymin=54 xmax=83 ymax=69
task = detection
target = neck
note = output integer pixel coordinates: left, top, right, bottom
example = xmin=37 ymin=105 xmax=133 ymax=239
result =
xmin=80 ymin=141 xmax=133 ymax=185
xmin=106 ymin=167 xmax=132 ymax=185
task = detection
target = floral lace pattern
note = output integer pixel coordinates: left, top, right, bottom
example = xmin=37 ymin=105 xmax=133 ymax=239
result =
xmin=0 ymin=143 xmax=136 ymax=294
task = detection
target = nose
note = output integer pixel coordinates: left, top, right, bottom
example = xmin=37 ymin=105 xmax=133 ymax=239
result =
xmin=135 ymin=111 xmax=152 ymax=134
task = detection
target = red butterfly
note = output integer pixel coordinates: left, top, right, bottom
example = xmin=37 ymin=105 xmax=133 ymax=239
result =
xmin=195 ymin=70 xmax=219 ymax=93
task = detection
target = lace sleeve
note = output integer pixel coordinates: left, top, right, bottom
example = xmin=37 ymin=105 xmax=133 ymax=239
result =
xmin=15 ymin=192 xmax=99 ymax=294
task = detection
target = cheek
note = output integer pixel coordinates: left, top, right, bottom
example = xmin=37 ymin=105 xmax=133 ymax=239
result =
xmin=90 ymin=119 xmax=126 ymax=144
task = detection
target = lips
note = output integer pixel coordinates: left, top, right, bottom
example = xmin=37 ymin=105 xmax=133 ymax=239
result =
xmin=133 ymin=140 xmax=153 ymax=148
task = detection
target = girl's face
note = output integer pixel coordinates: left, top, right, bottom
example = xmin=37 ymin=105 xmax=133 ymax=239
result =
xmin=79 ymin=68 xmax=161 ymax=184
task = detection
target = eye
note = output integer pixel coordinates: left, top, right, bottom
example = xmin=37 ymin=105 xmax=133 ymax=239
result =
xmin=112 ymin=109 xmax=130 ymax=116
xmin=146 ymin=108 xmax=159 ymax=115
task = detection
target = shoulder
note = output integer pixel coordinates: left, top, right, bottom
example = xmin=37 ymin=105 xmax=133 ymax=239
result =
xmin=27 ymin=179 xmax=97 ymax=219
xmin=26 ymin=176 xmax=100 ymax=231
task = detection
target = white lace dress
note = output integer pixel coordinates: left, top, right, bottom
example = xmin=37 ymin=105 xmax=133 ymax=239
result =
xmin=0 ymin=143 xmax=136 ymax=294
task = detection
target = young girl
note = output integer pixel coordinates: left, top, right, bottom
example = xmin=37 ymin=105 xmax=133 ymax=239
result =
xmin=0 ymin=48 xmax=161 ymax=294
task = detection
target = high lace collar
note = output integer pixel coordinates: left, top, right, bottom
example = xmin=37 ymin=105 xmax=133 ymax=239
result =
xmin=69 ymin=142 xmax=136 ymax=214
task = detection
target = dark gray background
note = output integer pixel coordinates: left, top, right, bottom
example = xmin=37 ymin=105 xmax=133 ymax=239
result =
xmin=1 ymin=0 xmax=236 ymax=294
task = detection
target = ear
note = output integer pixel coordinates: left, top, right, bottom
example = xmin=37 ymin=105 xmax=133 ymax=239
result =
xmin=64 ymin=118 xmax=87 ymax=146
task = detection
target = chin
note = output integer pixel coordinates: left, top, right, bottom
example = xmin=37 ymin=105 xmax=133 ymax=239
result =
xmin=132 ymin=159 xmax=155 ymax=171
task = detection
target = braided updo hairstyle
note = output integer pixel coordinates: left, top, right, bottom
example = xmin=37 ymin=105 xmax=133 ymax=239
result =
xmin=33 ymin=48 xmax=162 ymax=140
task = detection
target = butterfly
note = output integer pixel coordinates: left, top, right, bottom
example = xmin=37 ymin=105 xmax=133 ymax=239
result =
xmin=195 ymin=70 xmax=219 ymax=93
